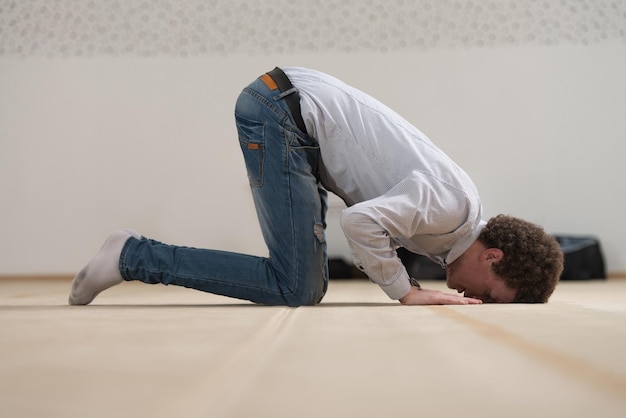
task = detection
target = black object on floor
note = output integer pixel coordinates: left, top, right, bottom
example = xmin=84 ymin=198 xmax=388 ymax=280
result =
xmin=555 ymin=235 xmax=606 ymax=280
xmin=328 ymin=258 xmax=368 ymax=279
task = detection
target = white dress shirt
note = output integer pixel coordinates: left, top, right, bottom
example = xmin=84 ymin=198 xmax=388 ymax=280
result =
xmin=284 ymin=67 xmax=485 ymax=300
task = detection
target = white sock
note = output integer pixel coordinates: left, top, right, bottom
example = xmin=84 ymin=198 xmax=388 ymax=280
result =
xmin=69 ymin=229 xmax=141 ymax=305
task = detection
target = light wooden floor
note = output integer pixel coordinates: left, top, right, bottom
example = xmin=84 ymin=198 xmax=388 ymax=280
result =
xmin=2 ymin=278 xmax=626 ymax=418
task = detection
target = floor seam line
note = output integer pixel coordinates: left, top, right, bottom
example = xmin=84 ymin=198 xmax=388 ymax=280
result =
xmin=152 ymin=307 xmax=296 ymax=418
xmin=429 ymin=306 xmax=626 ymax=401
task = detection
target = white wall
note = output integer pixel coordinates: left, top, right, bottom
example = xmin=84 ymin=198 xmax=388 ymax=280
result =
xmin=1 ymin=1 xmax=625 ymax=275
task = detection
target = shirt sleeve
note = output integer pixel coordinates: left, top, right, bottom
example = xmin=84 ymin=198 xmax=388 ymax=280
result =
xmin=339 ymin=171 xmax=471 ymax=300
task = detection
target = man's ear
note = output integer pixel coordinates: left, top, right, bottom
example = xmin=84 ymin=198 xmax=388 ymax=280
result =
xmin=482 ymin=248 xmax=504 ymax=263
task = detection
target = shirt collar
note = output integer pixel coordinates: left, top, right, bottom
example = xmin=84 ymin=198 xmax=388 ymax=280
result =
xmin=446 ymin=219 xmax=487 ymax=264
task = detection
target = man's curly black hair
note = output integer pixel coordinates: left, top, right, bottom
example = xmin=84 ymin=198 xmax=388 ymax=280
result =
xmin=479 ymin=214 xmax=564 ymax=303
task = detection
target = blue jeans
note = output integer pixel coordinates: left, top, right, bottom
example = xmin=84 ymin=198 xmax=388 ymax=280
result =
xmin=119 ymin=74 xmax=329 ymax=306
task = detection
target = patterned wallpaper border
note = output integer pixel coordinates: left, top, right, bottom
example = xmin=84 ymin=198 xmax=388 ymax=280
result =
xmin=1 ymin=0 xmax=625 ymax=58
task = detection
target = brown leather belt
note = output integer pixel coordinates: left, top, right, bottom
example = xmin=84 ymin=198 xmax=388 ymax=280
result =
xmin=260 ymin=67 xmax=308 ymax=136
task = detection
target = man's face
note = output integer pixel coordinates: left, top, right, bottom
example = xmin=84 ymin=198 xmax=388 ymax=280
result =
xmin=445 ymin=245 xmax=517 ymax=303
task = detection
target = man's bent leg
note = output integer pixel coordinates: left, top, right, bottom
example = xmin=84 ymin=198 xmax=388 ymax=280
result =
xmin=234 ymin=76 xmax=328 ymax=305
xmin=117 ymin=74 xmax=327 ymax=306
xmin=120 ymin=237 xmax=301 ymax=305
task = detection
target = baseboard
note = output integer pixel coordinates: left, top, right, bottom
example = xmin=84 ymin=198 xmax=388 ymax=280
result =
xmin=607 ymin=272 xmax=626 ymax=279
xmin=0 ymin=274 xmax=74 ymax=281
xmin=1 ymin=272 xmax=625 ymax=281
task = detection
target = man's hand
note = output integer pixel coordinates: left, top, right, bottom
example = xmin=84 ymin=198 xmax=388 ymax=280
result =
xmin=399 ymin=286 xmax=483 ymax=305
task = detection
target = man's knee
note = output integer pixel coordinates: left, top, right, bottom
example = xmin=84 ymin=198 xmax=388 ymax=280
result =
xmin=282 ymin=279 xmax=326 ymax=307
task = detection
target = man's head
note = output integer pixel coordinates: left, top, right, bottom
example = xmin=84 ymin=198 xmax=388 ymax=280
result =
xmin=478 ymin=214 xmax=564 ymax=303
xmin=446 ymin=214 xmax=564 ymax=303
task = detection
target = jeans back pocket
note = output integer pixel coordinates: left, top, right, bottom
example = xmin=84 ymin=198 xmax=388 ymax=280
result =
xmin=236 ymin=114 xmax=265 ymax=188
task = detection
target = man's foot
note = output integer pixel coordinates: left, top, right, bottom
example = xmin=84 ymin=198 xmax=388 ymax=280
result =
xmin=68 ymin=229 xmax=141 ymax=305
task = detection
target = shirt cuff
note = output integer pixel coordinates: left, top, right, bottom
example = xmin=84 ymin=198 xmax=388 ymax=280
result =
xmin=379 ymin=275 xmax=412 ymax=300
